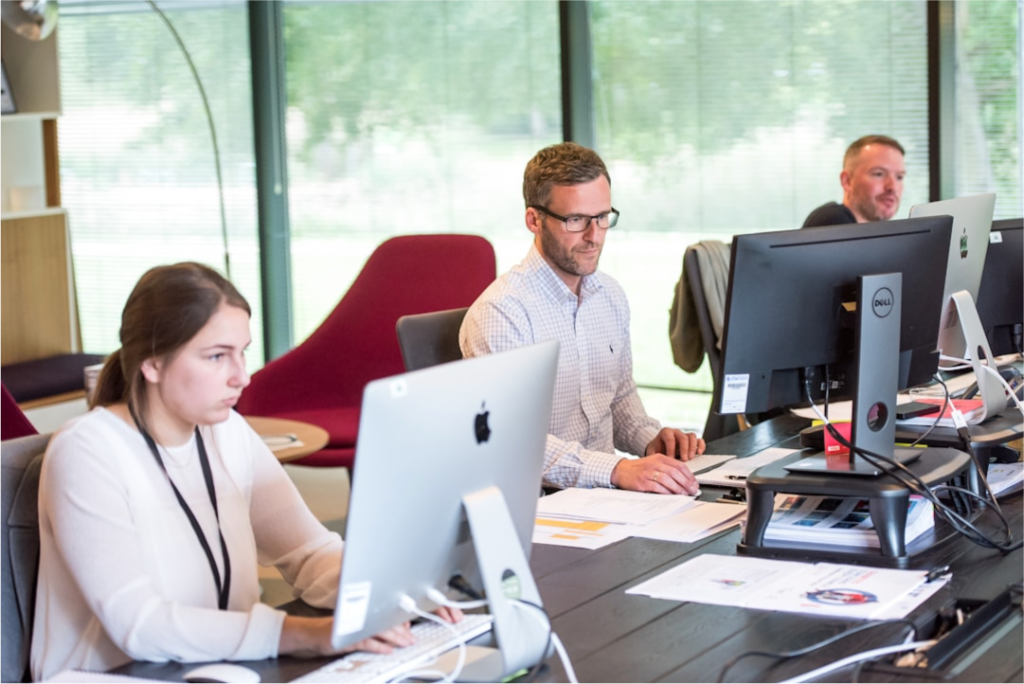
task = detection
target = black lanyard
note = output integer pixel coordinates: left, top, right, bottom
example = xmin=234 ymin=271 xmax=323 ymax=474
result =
xmin=129 ymin=404 xmax=232 ymax=610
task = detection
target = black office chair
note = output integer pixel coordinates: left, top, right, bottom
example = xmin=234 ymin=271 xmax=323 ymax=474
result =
xmin=2 ymin=433 xmax=50 ymax=683
xmin=395 ymin=307 xmax=470 ymax=372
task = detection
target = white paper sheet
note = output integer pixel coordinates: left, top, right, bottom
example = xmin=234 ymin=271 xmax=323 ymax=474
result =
xmin=630 ymin=501 xmax=746 ymax=543
xmin=535 ymin=487 xmax=698 ymax=525
xmin=695 ymin=448 xmax=799 ymax=487
xmin=628 ymin=553 xmax=935 ymax=620
xmin=532 ymin=517 xmax=632 ymax=549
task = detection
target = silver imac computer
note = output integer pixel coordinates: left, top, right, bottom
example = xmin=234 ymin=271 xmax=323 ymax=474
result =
xmin=909 ymin=192 xmax=1003 ymax=418
xmin=331 ymin=340 xmax=558 ymax=680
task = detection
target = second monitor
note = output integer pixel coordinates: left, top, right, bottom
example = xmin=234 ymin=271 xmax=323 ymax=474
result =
xmin=976 ymin=217 xmax=1023 ymax=357
xmin=718 ymin=215 xmax=953 ymax=472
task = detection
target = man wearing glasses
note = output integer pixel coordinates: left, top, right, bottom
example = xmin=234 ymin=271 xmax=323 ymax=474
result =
xmin=460 ymin=142 xmax=705 ymax=494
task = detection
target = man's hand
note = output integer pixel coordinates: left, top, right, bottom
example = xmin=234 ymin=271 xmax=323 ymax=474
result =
xmin=610 ymin=454 xmax=699 ymax=495
xmin=645 ymin=428 xmax=706 ymax=460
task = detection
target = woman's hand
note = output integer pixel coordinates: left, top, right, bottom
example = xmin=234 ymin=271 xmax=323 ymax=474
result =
xmin=279 ymin=606 xmax=464 ymax=658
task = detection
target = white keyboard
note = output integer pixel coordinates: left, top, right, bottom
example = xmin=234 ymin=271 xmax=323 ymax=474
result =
xmin=294 ymin=613 xmax=494 ymax=683
xmin=683 ymin=453 xmax=736 ymax=474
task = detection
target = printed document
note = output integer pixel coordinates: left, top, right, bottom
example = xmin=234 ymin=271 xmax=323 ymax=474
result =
xmin=695 ymin=448 xmax=798 ymax=487
xmin=535 ymin=487 xmax=698 ymax=525
xmin=627 ymin=554 xmax=942 ymax=620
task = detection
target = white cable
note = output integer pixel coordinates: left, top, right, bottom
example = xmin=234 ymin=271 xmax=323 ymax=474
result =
xmin=396 ymin=594 xmax=466 ymax=684
xmin=779 ymin=639 xmax=937 ymax=683
xmin=979 ymin=361 xmax=1024 ymax=416
xmin=937 ymin=354 xmax=974 ymax=372
xmin=511 ymin=600 xmax=579 ymax=684
xmin=941 ymin=354 xmax=1024 ymax=416
xmin=550 ymin=632 xmax=579 ymax=684
xmin=425 ymin=586 xmax=489 ymax=610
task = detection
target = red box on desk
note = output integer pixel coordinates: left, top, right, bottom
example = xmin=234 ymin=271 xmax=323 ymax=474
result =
xmin=823 ymin=421 xmax=852 ymax=456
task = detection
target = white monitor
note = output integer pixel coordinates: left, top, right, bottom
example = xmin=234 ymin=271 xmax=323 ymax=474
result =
xmin=331 ymin=340 xmax=558 ymax=677
xmin=908 ymin=192 xmax=996 ymax=364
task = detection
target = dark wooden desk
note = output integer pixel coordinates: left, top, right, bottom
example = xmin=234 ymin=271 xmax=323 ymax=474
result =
xmin=117 ymin=415 xmax=1023 ymax=682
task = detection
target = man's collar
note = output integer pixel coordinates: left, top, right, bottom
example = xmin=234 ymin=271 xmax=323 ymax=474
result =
xmin=525 ymin=244 xmax=604 ymax=301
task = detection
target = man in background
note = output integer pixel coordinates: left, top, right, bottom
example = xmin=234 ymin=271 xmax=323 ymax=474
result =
xmin=460 ymin=142 xmax=705 ymax=494
xmin=802 ymin=134 xmax=906 ymax=228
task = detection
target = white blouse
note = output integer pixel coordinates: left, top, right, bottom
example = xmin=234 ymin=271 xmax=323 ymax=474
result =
xmin=31 ymin=408 xmax=343 ymax=681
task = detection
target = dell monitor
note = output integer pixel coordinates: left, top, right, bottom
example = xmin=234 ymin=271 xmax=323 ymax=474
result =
xmin=718 ymin=216 xmax=952 ymax=473
xmin=331 ymin=340 xmax=558 ymax=680
xmin=976 ymin=217 xmax=1023 ymax=357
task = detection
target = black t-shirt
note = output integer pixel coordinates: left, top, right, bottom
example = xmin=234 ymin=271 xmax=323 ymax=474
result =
xmin=801 ymin=201 xmax=857 ymax=228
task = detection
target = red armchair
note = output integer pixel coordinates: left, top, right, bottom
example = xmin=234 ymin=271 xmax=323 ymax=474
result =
xmin=236 ymin=234 xmax=496 ymax=470
xmin=2 ymin=383 xmax=38 ymax=441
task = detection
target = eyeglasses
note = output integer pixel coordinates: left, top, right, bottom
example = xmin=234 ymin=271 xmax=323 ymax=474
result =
xmin=530 ymin=205 xmax=620 ymax=232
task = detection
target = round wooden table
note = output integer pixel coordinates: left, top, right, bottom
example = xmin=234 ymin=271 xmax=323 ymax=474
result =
xmin=244 ymin=416 xmax=329 ymax=464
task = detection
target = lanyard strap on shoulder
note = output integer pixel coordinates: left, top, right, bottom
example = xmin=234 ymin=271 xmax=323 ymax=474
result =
xmin=129 ymin=404 xmax=232 ymax=610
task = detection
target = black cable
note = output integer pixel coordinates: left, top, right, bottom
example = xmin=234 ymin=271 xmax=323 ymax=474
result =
xmin=716 ymin=619 xmax=917 ymax=683
xmin=804 ymin=370 xmax=1019 ymax=553
xmin=809 ymin=376 xmax=995 ymax=546
xmin=448 ymin=574 xmax=485 ymax=601
xmin=817 ymin=409 xmax=1011 ymax=550
xmin=907 ymin=373 xmax=951 ymax=447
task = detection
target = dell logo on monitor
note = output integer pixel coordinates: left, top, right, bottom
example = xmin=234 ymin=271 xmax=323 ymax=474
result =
xmin=872 ymin=288 xmax=894 ymax=318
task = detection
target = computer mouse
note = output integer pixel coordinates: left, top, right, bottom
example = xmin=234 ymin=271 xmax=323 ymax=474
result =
xmin=182 ymin=663 xmax=261 ymax=683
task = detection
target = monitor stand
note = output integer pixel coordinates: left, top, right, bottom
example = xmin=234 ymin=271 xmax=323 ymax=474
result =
xmin=785 ymin=272 xmax=911 ymax=477
xmin=750 ymin=273 xmax=975 ymax=565
xmin=452 ymin=485 xmax=551 ymax=682
xmin=741 ymin=447 xmax=973 ymax=567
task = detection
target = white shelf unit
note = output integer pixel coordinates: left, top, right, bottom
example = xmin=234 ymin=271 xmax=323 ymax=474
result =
xmin=1 ymin=23 xmax=79 ymax=365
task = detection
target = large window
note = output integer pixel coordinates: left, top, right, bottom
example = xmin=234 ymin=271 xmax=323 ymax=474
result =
xmin=954 ymin=0 xmax=1021 ymax=219
xmin=59 ymin=0 xmax=263 ymax=364
xmin=53 ymin=0 xmax=1018 ymax=432
xmin=282 ymin=0 xmax=561 ymax=342
xmin=591 ymin=0 xmax=930 ymax=417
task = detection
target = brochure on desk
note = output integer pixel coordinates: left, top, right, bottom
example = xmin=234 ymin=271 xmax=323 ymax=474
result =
xmin=762 ymin=494 xmax=935 ymax=549
xmin=627 ymin=553 xmax=945 ymax=620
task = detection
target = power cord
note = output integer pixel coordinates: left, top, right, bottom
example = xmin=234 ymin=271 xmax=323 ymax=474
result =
xmin=906 ymin=373 xmax=951 ymax=447
xmin=779 ymin=639 xmax=937 ymax=683
xmin=803 ymin=373 xmax=1020 ymax=553
xmin=426 ymin=586 xmax=489 ymax=611
xmin=398 ymin=594 xmax=467 ymax=684
xmin=716 ymin=619 xmax=918 ymax=682
xmin=449 ymin=574 xmax=485 ymax=601
xmin=440 ymin=577 xmax=567 ymax=682
xmin=511 ymin=599 xmax=578 ymax=684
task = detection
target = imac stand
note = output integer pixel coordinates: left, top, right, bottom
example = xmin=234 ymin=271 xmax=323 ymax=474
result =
xmin=943 ymin=290 xmax=1006 ymax=421
xmin=741 ymin=273 xmax=973 ymax=566
xmin=449 ymin=485 xmax=551 ymax=682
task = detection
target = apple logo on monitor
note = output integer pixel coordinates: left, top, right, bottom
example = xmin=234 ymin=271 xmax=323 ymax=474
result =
xmin=474 ymin=401 xmax=491 ymax=444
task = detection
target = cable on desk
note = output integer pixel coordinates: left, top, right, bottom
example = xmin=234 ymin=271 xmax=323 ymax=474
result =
xmin=715 ymin=619 xmax=918 ymax=683
xmin=397 ymin=594 xmax=467 ymax=684
xmin=779 ymin=639 xmax=937 ymax=683
xmin=511 ymin=599 xmax=573 ymax=684
xmin=906 ymin=373 xmax=951 ymax=447
xmin=443 ymin=576 xmax=568 ymax=683
xmin=803 ymin=375 xmax=1019 ymax=553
